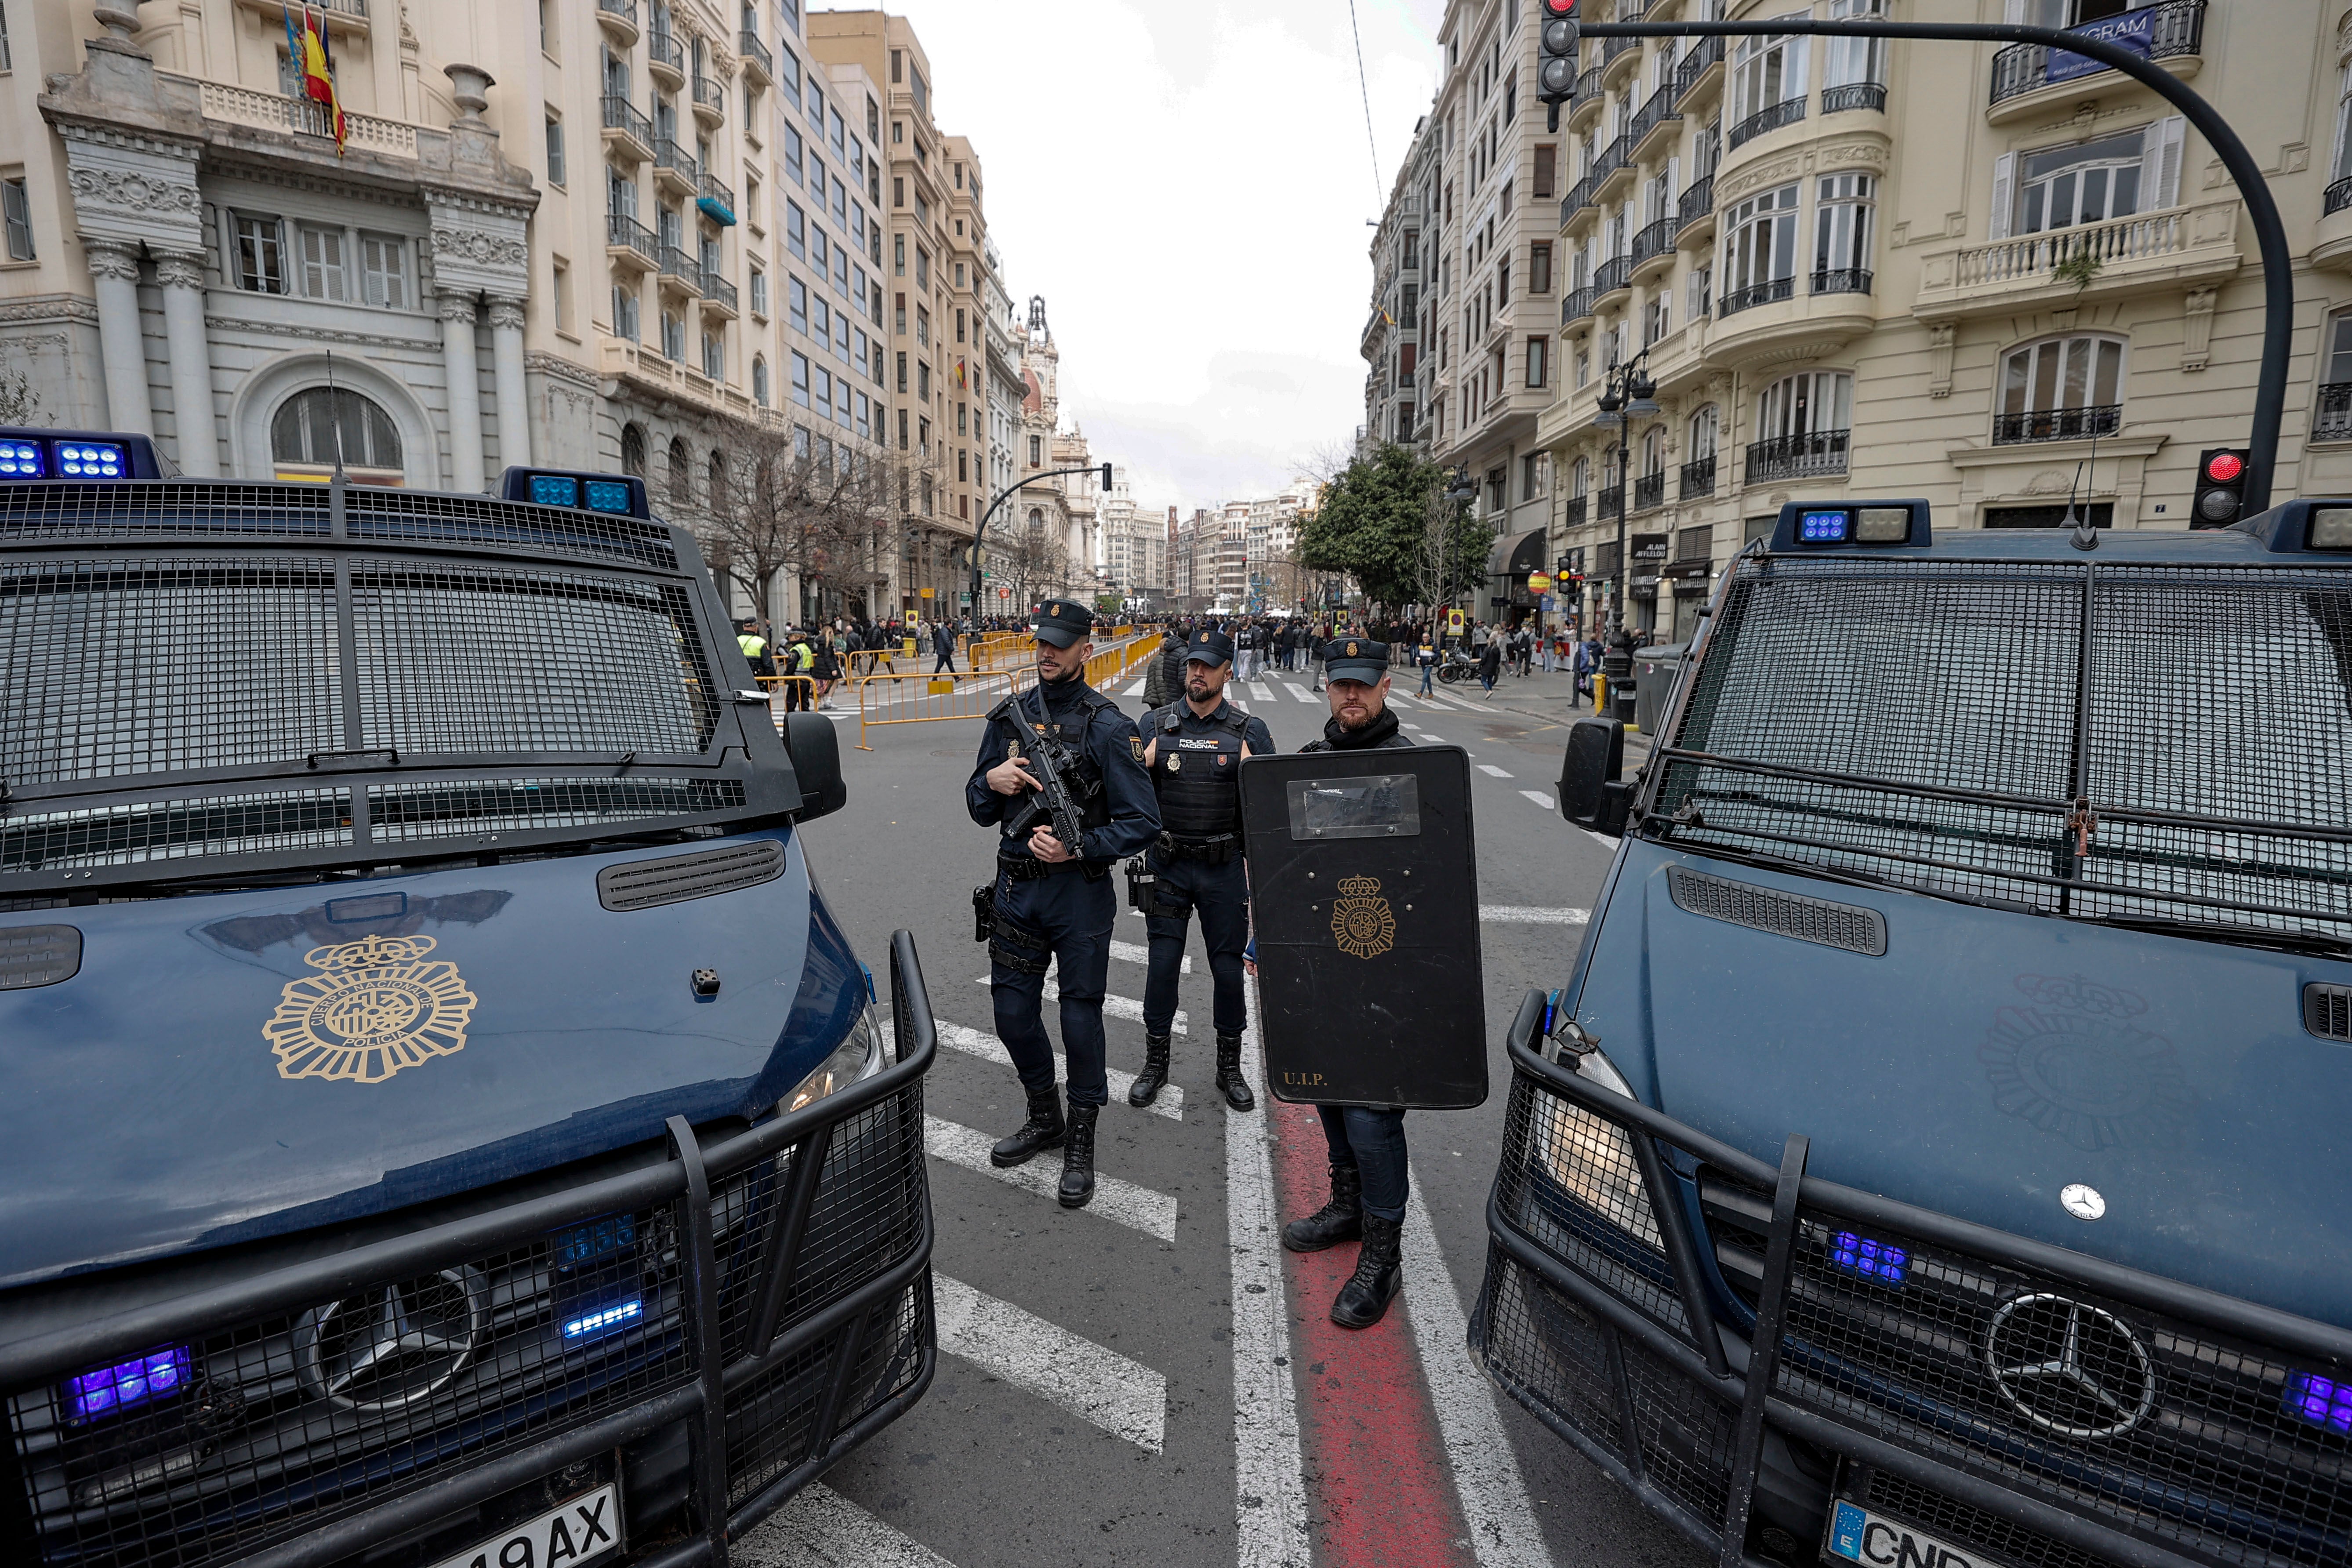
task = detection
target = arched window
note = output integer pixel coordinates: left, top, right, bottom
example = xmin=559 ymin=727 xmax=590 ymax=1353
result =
xmin=1027 ymin=507 xmax=1044 ymax=530
xmin=621 ymin=423 xmax=647 ymax=476
xmin=668 ymin=436 xmax=693 ymax=506
xmin=1640 ymin=426 xmax=1666 ymax=476
xmin=1689 ymin=404 xmax=1720 ymax=460
xmin=1751 ymin=371 xmax=1852 ymax=480
xmin=270 ymin=386 xmax=403 ymax=482
xmin=752 ymin=356 xmax=770 ymax=407
xmin=1996 ymin=333 xmax=2125 ymax=443
xmin=708 ymin=449 xmax=730 ymax=512
xmin=1569 ymin=456 xmax=1590 ymax=497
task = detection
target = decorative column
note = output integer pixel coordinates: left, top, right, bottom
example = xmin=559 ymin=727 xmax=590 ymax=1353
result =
xmin=487 ymin=294 xmax=530 ymax=468
xmin=439 ymin=294 xmax=486 ymax=491
xmin=83 ymin=239 xmax=153 ymax=436
xmin=153 ymin=249 xmax=217 ymax=475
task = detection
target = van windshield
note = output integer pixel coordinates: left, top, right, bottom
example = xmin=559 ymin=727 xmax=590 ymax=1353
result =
xmin=1655 ymin=555 xmax=2352 ymax=949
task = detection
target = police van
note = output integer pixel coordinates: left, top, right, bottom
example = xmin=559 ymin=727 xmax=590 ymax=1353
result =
xmin=1477 ymin=498 xmax=2352 ymax=1568
xmin=0 ymin=432 xmax=937 ymax=1568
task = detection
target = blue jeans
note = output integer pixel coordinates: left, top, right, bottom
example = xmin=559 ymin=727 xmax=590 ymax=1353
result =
xmin=1318 ymin=1105 xmax=1409 ymax=1222
xmin=1418 ymin=665 xmax=1434 ymax=694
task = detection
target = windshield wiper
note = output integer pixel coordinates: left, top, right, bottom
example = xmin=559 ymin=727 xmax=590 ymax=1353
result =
xmin=2076 ymin=912 xmax=2352 ymax=959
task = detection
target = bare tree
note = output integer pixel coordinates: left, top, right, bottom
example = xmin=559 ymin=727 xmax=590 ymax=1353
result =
xmin=1002 ymin=513 xmax=1069 ymax=611
xmin=0 ymin=368 xmax=43 ymax=427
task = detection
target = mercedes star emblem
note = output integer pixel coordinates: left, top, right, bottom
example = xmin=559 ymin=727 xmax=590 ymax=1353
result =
xmin=1983 ymin=1292 xmax=2156 ymax=1438
xmin=2060 ymin=1183 xmax=2106 ymax=1221
xmin=295 ymin=1267 xmax=488 ymax=1411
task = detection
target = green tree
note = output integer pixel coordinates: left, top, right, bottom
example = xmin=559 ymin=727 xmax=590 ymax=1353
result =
xmin=1299 ymin=442 xmax=1488 ymax=612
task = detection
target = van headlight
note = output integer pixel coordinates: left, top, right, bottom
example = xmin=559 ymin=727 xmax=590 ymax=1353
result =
xmin=780 ymin=1003 xmax=888 ymax=1114
xmin=1529 ymin=1034 xmax=1662 ymax=1248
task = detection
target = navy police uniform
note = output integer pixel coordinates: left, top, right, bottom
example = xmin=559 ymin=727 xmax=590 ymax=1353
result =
xmin=964 ymin=599 xmax=1160 ymax=1208
xmin=1283 ymin=638 xmax=1417 ymax=1330
xmin=1133 ymin=628 xmax=1274 ymax=1112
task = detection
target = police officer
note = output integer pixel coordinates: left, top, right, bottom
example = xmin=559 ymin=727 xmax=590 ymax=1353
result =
xmin=737 ymin=618 xmax=774 ymax=678
xmin=1281 ymin=635 xmax=1416 ymax=1328
xmin=966 ymin=600 xmax=1161 ymax=1208
xmin=1132 ymin=627 xmax=1274 ymax=1112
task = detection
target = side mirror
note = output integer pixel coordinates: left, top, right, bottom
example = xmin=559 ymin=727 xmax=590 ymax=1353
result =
xmin=783 ymin=711 xmax=848 ymax=821
xmin=1559 ymin=717 xmax=1631 ymax=836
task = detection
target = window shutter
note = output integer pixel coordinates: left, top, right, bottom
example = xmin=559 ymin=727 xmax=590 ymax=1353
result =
xmin=1667 ymin=155 xmax=1681 ymax=211
xmin=1787 ymin=33 xmax=1808 ymax=99
xmin=1989 ymin=151 xmax=2016 ymax=240
xmin=2145 ymin=114 xmax=2186 ymax=210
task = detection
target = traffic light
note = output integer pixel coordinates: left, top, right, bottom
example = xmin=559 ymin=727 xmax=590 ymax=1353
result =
xmin=2192 ymin=447 xmax=2250 ymax=529
xmin=1539 ymin=0 xmax=1580 ymax=132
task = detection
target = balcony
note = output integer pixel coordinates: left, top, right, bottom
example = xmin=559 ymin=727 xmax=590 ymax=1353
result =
xmin=1822 ymin=82 xmax=1885 ymax=116
xmin=1629 ymin=218 xmax=1676 ymax=283
xmin=1993 ymin=404 xmax=2121 ymax=445
xmin=739 ymin=30 xmax=773 ymax=85
xmin=233 ymin=0 xmax=368 ymax=34
xmin=1593 ymin=254 xmax=1634 ymax=304
xmin=1676 ymin=175 xmax=1715 ymax=241
xmin=595 ymin=0 xmax=637 ymax=45
xmin=1561 ymin=286 xmax=1598 ymax=325
xmin=1718 ymin=277 xmax=1793 ymax=318
xmin=653 ymin=136 xmax=699 ymax=196
xmin=606 ymin=213 xmax=658 ymax=271
xmin=2315 ymin=384 xmax=2352 ymax=443
xmin=697 ymin=172 xmax=736 ymax=225
xmin=1565 ymin=495 xmax=1588 ymax=530
xmin=1628 ymin=90 xmax=1681 ymax=162
xmin=1728 ymin=95 xmax=1806 ymax=152
xmin=1913 ymin=199 xmax=2241 ymax=322
xmin=647 ymin=30 xmax=686 ymax=87
xmin=1560 ymin=172 xmax=1599 ymax=225
xmin=1596 ymin=483 xmax=1625 ymax=518
xmin=1568 ymin=68 xmax=1606 ymax=131
xmin=1989 ymin=0 xmax=2203 ymax=119
xmin=1601 ymin=32 xmax=1644 ymax=88
xmin=701 ymin=272 xmax=740 ymax=320
xmin=2330 ymin=178 xmax=2352 ymax=218
xmin=601 ymin=94 xmax=653 ymax=161
xmin=1673 ymin=34 xmax=1725 ymax=106
xmin=658 ymin=243 xmax=703 ymax=294
xmin=692 ymin=76 xmax=726 ymax=126
xmin=1633 ymin=471 xmax=1665 ymax=512
xmin=1811 ymin=266 xmax=1872 ymax=296
xmin=1592 ymin=135 xmax=1634 ymax=203
xmin=1746 ymin=429 xmax=1849 ymax=484
xmin=1680 ymin=454 xmax=1716 ymax=499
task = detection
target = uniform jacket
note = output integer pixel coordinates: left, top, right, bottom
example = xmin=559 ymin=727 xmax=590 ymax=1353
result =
xmin=966 ymin=677 xmax=1161 ymax=864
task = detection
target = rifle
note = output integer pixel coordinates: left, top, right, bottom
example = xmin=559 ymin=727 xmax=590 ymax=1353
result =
xmin=989 ymin=692 xmax=1096 ymax=858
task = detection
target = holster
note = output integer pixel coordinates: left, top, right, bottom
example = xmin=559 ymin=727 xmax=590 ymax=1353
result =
xmin=987 ymin=908 xmax=1051 ymax=976
xmin=1125 ymin=854 xmax=1156 ymax=913
xmin=971 ymin=884 xmax=995 ymax=944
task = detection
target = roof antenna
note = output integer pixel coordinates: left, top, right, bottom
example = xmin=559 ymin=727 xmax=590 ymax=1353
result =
xmin=323 ymin=350 xmax=348 ymax=480
xmin=2065 ymin=434 xmax=2100 ymax=552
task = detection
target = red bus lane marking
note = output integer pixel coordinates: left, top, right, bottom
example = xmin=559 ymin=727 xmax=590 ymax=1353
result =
xmin=1269 ymin=1095 xmax=1475 ymax=1568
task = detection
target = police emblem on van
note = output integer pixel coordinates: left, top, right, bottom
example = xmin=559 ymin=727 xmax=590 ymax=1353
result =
xmin=1331 ymin=875 xmax=1397 ymax=959
xmin=264 ymin=933 xmax=478 ymax=1084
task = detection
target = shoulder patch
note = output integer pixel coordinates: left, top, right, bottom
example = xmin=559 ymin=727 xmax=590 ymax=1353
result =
xmin=1129 ymin=733 xmax=1146 ymax=765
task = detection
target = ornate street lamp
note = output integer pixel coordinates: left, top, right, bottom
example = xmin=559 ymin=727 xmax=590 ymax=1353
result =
xmin=1594 ymin=350 xmax=1659 ymax=644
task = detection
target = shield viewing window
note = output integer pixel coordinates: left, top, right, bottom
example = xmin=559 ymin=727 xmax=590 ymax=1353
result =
xmin=1285 ymin=774 xmax=1421 ymax=840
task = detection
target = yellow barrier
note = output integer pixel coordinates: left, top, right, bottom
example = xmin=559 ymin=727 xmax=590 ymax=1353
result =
xmin=754 ymin=673 xmax=825 ymax=722
xmin=851 ymin=633 xmax=1162 ymax=750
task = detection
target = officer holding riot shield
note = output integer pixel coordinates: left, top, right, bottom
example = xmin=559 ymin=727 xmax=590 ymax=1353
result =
xmin=966 ymin=600 xmax=1161 ymax=1209
xmin=1130 ymin=627 xmax=1274 ymax=1111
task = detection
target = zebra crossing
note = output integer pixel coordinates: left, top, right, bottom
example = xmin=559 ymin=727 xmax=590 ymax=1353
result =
xmin=1117 ymin=673 xmax=1492 ymax=713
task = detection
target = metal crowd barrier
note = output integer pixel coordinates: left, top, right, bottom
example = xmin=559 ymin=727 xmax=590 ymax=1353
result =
xmin=850 ymin=634 xmax=1161 ymax=750
xmin=1 ymin=933 xmax=942 ymax=1568
xmin=1473 ymin=990 xmax=2352 ymax=1568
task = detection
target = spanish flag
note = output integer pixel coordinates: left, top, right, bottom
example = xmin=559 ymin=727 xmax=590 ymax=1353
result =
xmin=285 ymin=7 xmax=347 ymax=154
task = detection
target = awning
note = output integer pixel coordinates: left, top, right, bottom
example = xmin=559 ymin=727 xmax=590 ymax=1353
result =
xmin=1486 ymin=527 xmax=1547 ymax=580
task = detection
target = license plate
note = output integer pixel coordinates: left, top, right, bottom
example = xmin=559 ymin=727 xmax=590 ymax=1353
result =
xmin=427 ymin=1481 xmax=622 ymax=1568
xmin=1824 ymin=1499 xmax=2011 ymax=1568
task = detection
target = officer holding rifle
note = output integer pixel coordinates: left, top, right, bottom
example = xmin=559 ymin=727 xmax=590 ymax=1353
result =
xmin=966 ymin=601 xmax=1160 ymax=1209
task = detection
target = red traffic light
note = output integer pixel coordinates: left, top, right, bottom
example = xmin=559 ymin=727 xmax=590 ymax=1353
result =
xmin=1544 ymin=0 xmax=1578 ymax=11
xmin=2205 ymin=451 xmax=2244 ymax=483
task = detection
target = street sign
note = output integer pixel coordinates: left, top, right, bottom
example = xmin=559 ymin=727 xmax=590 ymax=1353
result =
xmin=919 ymin=587 xmax=934 ymax=599
xmin=998 ymin=587 xmax=1010 ymax=598
xmin=1447 ymin=608 xmax=1465 ymax=633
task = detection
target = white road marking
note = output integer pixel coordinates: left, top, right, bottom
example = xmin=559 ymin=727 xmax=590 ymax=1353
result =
xmin=1477 ymin=764 xmax=1514 ymax=778
xmin=1248 ymin=682 xmax=1275 ymax=701
xmin=1520 ymin=789 xmax=1558 ymax=811
xmin=1111 ymin=939 xmax=1190 ymax=973
xmin=1282 ymin=682 xmax=1318 ymax=703
xmin=733 ymin=1482 xmax=956 ymax=1568
xmin=1420 ymin=733 xmax=1449 ymax=745
xmin=934 ymin=1019 xmax=1184 ymax=1121
xmin=969 ymin=974 xmax=1185 ymax=1033
xmin=1231 ymin=979 xmax=1311 ymax=1568
xmin=1584 ymin=828 xmax=1622 ymax=855
xmin=932 ymin=1275 xmax=1168 ymax=1453
xmin=924 ymin=1115 xmax=1177 ymax=1243
xmin=1400 ymin=1181 xmax=1552 ymax=1568
xmin=1124 ymin=678 xmax=1147 ymax=695
xmin=1479 ymin=905 xmax=1591 ymax=925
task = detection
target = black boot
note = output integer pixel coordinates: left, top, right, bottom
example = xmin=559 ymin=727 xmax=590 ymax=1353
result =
xmin=1281 ymin=1163 xmax=1364 ymax=1252
xmin=1330 ymin=1212 xmax=1403 ymax=1329
xmin=1128 ymin=1032 xmax=1172 ymax=1107
xmin=990 ymin=1086 xmax=1064 ymax=1168
xmin=1058 ymin=1100 xmax=1098 ymax=1208
xmin=1214 ymin=1030 xmax=1256 ymax=1111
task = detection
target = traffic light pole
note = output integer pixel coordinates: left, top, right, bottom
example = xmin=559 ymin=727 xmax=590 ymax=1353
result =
xmin=970 ymin=462 xmax=1114 ymax=615
xmin=1578 ymin=17 xmax=2294 ymax=514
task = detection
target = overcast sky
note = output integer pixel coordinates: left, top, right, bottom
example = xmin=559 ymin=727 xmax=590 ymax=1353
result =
xmin=851 ymin=0 xmax=1449 ymax=515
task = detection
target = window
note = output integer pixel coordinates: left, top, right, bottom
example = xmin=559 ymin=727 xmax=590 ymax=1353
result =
xmin=917 ymin=361 xmax=929 ymax=400
xmin=234 ymin=213 xmax=287 ymax=294
xmin=703 ymin=330 xmax=724 ymax=380
xmin=1525 ymin=335 xmax=1548 ymax=388
xmin=915 ymin=247 xmax=930 ymax=289
xmin=896 ymin=351 xmax=906 ymax=392
xmin=551 ymin=256 xmax=570 ymax=332
xmin=0 ymin=174 xmax=28 ymax=261
xmin=786 ymin=200 xmax=805 ymax=258
xmin=812 ymin=294 xmax=830 ymax=350
xmin=1814 ymin=172 xmax=1874 ymax=292
xmin=1729 ymin=29 xmax=1804 ymax=127
xmin=295 ymin=225 xmax=350 ymax=301
xmin=1720 ymin=183 xmax=1797 ymax=313
xmin=784 ymin=124 xmax=803 ymax=183
xmin=744 ymin=172 xmax=761 ymax=229
xmin=271 ymin=387 xmax=403 ymax=477
xmin=893 ymin=234 xmax=904 ymax=276
xmin=789 ymin=274 xmax=807 ymax=333
xmin=791 ymin=350 xmax=811 ymax=407
xmin=750 ymin=266 xmax=767 ymax=316
xmin=613 ymin=281 xmax=640 ymax=340
xmin=1644 ymin=293 xmax=1670 ymax=346
xmin=1689 ymin=261 xmax=1713 ymax=319
xmin=1533 ymin=144 xmax=1556 ymax=201
xmin=1756 ymin=370 xmax=1852 ymax=440
xmin=915 ymin=305 xmax=929 ymax=346
xmin=1522 ymin=451 xmax=1547 ymax=501
xmin=1573 ymin=348 xmax=1590 ymax=389
xmin=1997 ymin=334 xmax=2125 ymax=441
xmin=0 ymin=2 xmax=11 ymax=73
xmin=1994 ymin=123 xmax=2180 ymax=240
xmin=621 ymin=423 xmax=647 ymax=475
xmin=662 ymin=310 xmax=686 ymax=361
xmin=545 ymin=112 xmax=565 ymax=185
xmin=2335 ymin=62 xmax=2352 ymax=187
xmin=1529 ymin=242 xmax=1552 ymax=294
xmin=1825 ymin=0 xmax=1885 ymax=87
xmin=1689 ymin=404 xmax=1718 ymax=460
xmin=893 ymin=175 xmax=904 ymax=208
xmin=1029 ymin=434 xmax=1042 ymax=466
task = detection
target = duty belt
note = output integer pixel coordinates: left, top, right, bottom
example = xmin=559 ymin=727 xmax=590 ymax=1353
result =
xmin=999 ymin=854 xmax=1108 ymax=882
xmin=1158 ymin=832 xmax=1239 ymax=864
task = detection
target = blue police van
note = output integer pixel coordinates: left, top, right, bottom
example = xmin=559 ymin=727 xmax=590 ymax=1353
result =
xmin=1477 ymin=499 xmax=2352 ymax=1568
xmin=0 ymin=432 xmax=937 ymax=1568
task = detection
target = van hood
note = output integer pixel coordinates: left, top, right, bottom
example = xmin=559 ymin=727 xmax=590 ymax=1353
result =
xmin=1576 ymin=844 xmax=2352 ymax=1331
xmin=0 ymin=829 xmax=864 ymax=1290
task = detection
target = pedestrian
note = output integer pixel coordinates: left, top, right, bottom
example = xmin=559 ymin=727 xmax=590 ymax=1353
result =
xmin=1143 ymin=623 xmax=1187 ymax=708
xmin=1282 ymin=635 xmax=1415 ymax=1329
xmin=1132 ymin=627 xmax=1272 ymax=1112
xmin=1416 ymin=637 xmax=1437 ymax=695
xmin=1478 ymin=633 xmax=1501 ymax=699
xmin=968 ymin=599 xmax=1161 ymax=1209
xmin=785 ymin=628 xmax=815 ymax=710
xmin=933 ymin=620 xmax=958 ymax=674
xmin=811 ymin=629 xmax=842 ymax=710
xmin=736 ymin=618 xmax=774 ymax=682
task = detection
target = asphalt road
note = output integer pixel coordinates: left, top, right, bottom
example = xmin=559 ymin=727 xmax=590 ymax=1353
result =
xmin=737 ymin=662 xmax=1706 ymax=1568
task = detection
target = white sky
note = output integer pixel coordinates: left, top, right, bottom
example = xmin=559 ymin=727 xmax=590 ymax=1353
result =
xmin=851 ymin=0 xmax=1451 ymax=515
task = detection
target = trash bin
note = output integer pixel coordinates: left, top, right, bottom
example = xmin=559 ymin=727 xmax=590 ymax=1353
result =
xmin=1632 ymin=643 xmax=1689 ymax=735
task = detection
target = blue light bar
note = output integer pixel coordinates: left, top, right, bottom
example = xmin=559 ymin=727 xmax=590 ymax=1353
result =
xmin=529 ymin=474 xmax=581 ymax=508
xmin=65 ymin=1347 xmax=192 ymax=1421
xmin=0 ymin=439 xmax=42 ymax=478
xmin=2286 ymin=1371 xmax=2352 ymax=1433
xmin=555 ymin=1213 xmax=637 ymax=1269
xmin=1828 ymin=1231 xmax=1908 ymax=1286
xmin=57 ymin=441 xmax=126 ymax=479
xmin=583 ymin=479 xmax=634 ymax=514
xmin=562 ymin=1299 xmax=644 ymax=1339
xmin=1800 ymin=509 xmax=1850 ymax=543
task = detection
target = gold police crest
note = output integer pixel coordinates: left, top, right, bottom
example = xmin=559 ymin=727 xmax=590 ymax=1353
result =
xmin=263 ymin=934 xmax=478 ymax=1084
xmin=1331 ymin=875 xmax=1397 ymax=959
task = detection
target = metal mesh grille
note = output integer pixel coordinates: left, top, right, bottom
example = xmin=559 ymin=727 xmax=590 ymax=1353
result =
xmin=345 ymin=490 xmax=679 ymax=571
xmin=1666 ymin=866 xmax=1887 ymax=955
xmin=7 ymin=1205 xmax=691 ymax=1568
xmin=368 ymin=779 xmax=745 ymax=841
xmin=1624 ymin=1335 xmax=1736 ymax=1526
xmin=2306 ymin=984 xmax=2351 ymax=1042
xmin=773 ymin=1085 xmax=928 ymax=1331
xmin=0 ymin=558 xmax=344 ymax=786
xmin=1494 ymin=1073 xmax=1685 ymax=1334
xmin=599 ymin=840 xmax=786 ymax=912
xmin=1 ymin=790 xmax=352 ymax=874
xmin=1475 ymin=1248 xmax=1625 ymax=1462
xmin=722 ymin=1276 xmax=928 ymax=1510
xmin=0 ymin=484 xmax=332 ymax=541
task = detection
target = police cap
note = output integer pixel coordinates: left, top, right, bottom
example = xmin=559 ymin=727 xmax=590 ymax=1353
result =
xmin=1185 ymin=628 xmax=1235 ymax=667
xmin=1031 ymin=598 xmax=1096 ymax=648
xmin=1323 ymin=637 xmax=1390 ymax=684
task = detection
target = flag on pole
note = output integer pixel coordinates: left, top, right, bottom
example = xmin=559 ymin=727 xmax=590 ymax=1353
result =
xmin=295 ymin=7 xmax=347 ymax=154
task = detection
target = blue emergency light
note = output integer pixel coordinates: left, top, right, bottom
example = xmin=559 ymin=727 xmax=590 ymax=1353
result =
xmin=64 ymin=1347 xmax=192 ymax=1421
xmin=0 ymin=428 xmax=167 ymax=481
xmin=561 ymin=1299 xmax=644 ymax=1340
xmin=1827 ymin=1230 xmax=1909 ymax=1287
xmin=497 ymin=465 xmax=651 ymax=519
xmin=2286 ymin=1369 xmax=2352 ymax=1433
xmin=1770 ymin=499 xmax=1931 ymax=551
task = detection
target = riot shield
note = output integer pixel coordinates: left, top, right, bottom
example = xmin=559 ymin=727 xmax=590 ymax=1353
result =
xmin=1239 ymin=747 xmax=1488 ymax=1110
